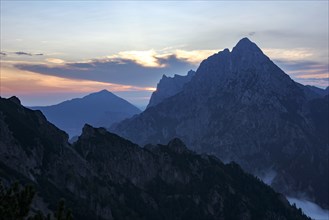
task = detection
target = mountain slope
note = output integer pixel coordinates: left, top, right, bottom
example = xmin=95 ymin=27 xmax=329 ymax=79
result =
xmin=0 ymin=96 xmax=111 ymax=219
xmin=0 ymin=96 xmax=310 ymax=220
xmin=31 ymin=90 xmax=141 ymax=137
xmin=113 ymin=38 xmax=329 ymax=208
xmin=305 ymin=85 xmax=329 ymax=97
xmin=147 ymin=70 xmax=195 ymax=108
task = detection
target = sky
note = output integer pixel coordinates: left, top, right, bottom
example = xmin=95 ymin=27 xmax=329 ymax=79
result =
xmin=0 ymin=1 xmax=328 ymax=107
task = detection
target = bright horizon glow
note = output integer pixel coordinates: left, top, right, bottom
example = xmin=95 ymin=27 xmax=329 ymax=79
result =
xmin=0 ymin=63 xmax=155 ymax=106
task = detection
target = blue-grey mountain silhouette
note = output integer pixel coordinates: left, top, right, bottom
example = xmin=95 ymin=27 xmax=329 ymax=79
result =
xmin=113 ymin=38 xmax=329 ymax=209
xmin=31 ymin=89 xmax=141 ymax=137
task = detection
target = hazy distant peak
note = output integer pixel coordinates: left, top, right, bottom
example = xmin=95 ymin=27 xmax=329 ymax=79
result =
xmin=98 ymin=89 xmax=111 ymax=94
xmin=31 ymin=89 xmax=141 ymax=137
xmin=88 ymin=89 xmax=114 ymax=96
xmin=83 ymin=89 xmax=119 ymax=100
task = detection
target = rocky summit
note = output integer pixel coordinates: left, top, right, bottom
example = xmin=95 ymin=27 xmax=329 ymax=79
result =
xmin=147 ymin=70 xmax=195 ymax=108
xmin=0 ymin=96 xmax=310 ymax=220
xmin=113 ymin=38 xmax=329 ymax=209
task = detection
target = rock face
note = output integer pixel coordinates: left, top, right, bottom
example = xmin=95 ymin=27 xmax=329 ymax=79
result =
xmin=0 ymin=96 xmax=111 ymax=219
xmin=0 ymin=96 xmax=310 ymax=220
xmin=31 ymin=90 xmax=141 ymax=137
xmin=147 ymin=70 xmax=195 ymax=108
xmin=113 ymin=38 xmax=329 ymax=208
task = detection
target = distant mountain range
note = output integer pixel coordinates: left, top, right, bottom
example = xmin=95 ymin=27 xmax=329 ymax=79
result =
xmin=113 ymin=38 xmax=329 ymax=209
xmin=31 ymin=90 xmax=141 ymax=137
xmin=0 ymin=96 xmax=310 ymax=219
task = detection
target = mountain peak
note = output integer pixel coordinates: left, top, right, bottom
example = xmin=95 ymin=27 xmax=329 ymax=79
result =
xmin=167 ymin=138 xmax=189 ymax=154
xmin=237 ymin=37 xmax=253 ymax=44
xmin=84 ymin=89 xmax=117 ymax=99
xmin=232 ymin=37 xmax=263 ymax=54
xmin=187 ymin=69 xmax=196 ymax=76
xmin=8 ymin=96 xmax=21 ymax=105
xmin=82 ymin=123 xmax=94 ymax=133
xmin=81 ymin=124 xmax=108 ymax=138
xmin=96 ymin=89 xmax=112 ymax=94
xmin=147 ymin=70 xmax=196 ymax=108
xmin=32 ymin=89 xmax=141 ymax=137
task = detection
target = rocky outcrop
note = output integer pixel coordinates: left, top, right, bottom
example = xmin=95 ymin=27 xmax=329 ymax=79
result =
xmin=74 ymin=124 xmax=310 ymax=220
xmin=147 ymin=70 xmax=195 ymax=108
xmin=113 ymin=38 xmax=329 ymax=208
xmin=0 ymin=96 xmax=112 ymax=219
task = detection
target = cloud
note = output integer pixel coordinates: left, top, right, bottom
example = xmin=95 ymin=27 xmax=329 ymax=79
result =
xmin=105 ymin=49 xmax=219 ymax=67
xmin=15 ymin=52 xmax=32 ymax=56
xmin=248 ymin=32 xmax=256 ymax=36
xmin=1 ymin=63 xmax=156 ymax=106
xmin=10 ymin=47 xmax=329 ymax=90
xmin=1 ymin=65 xmax=155 ymax=95
xmin=274 ymin=59 xmax=328 ymax=75
xmin=274 ymin=59 xmax=328 ymax=88
xmin=46 ymin=58 xmax=65 ymax=64
xmin=292 ymin=78 xmax=329 ymax=88
xmin=174 ymin=49 xmax=219 ymax=64
xmin=2 ymin=51 xmax=45 ymax=57
xmin=15 ymin=53 xmax=197 ymax=87
xmin=107 ymin=50 xmax=167 ymax=68
xmin=264 ymin=48 xmax=314 ymax=61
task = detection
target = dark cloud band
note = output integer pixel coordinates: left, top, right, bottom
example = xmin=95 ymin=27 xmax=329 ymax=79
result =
xmin=15 ymin=55 xmax=196 ymax=87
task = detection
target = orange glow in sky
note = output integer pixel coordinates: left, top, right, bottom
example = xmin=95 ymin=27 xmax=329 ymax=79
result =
xmin=0 ymin=64 xmax=155 ymax=96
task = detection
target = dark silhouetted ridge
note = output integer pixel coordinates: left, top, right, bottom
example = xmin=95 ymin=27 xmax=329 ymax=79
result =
xmin=0 ymin=96 xmax=312 ymax=219
xmin=166 ymin=137 xmax=189 ymax=154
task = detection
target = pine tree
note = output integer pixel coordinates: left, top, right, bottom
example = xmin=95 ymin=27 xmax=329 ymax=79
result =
xmin=0 ymin=181 xmax=35 ymax=220
xmin=0 ymin=181 xmax=73 ymax=220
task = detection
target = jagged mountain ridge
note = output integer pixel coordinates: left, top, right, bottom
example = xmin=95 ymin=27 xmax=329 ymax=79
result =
xmin=0 ymin=96 xmax=310 ymax=220
xmin=147 ymin=70 xmax=195 ymax=108
xmin=31 ymin=90 xmax=141 ymax=137
xmin=112 ymin=38 xmax=329 ymax=208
